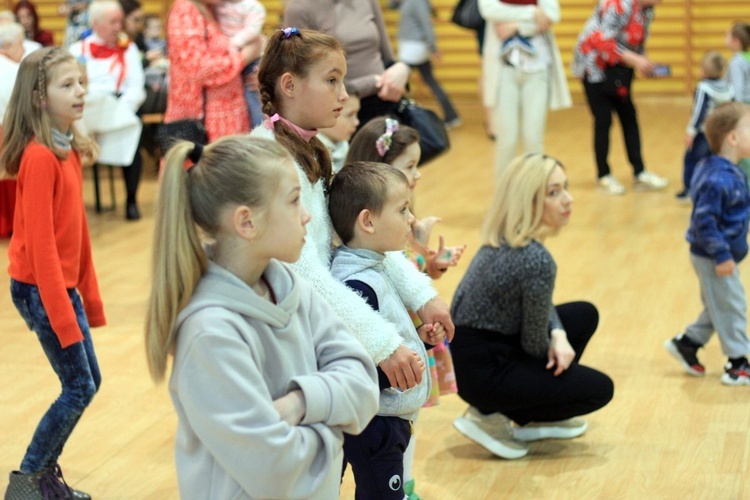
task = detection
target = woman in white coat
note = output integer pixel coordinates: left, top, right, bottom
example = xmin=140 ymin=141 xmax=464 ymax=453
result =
xmin=478 ymin=0 xmax=571 ymax=180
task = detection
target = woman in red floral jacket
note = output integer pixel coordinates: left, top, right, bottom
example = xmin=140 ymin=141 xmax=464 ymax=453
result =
xmin=572 ymin=0 xmax=668 ymax=196
xmin=165 ymin=0 xmax=260 ymax=142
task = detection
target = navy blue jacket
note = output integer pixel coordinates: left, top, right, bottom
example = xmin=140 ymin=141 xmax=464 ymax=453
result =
xmin=688 ymin=155 xmax=750 ymax=263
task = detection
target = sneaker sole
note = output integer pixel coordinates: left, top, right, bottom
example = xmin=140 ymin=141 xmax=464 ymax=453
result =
xmin=720 ymin=373 xmax=750 ymax=386
xmin=663 ymin=339 xmax=705 ymax=377
xmin=513 ymin=420 xmax=588 ymax=442
xmin=633 ymin=183 xmax=668 ymax=191
xmin=597 ymin=186 xmax=626 ymax=196
xmin=452 ymin=417 xmax=528 ymax=459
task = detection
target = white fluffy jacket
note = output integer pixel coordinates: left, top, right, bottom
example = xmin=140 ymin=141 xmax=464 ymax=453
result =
xmin=250 ymin=126 xmax=437 ymax=363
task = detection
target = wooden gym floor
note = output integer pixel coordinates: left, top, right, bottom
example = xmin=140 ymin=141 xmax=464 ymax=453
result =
xmin=1 ymin=96 xmax=748 ymax=499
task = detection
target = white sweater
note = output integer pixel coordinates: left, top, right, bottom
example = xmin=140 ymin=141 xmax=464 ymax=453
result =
xmin=250 ymin=126 xmax=437 ymax=363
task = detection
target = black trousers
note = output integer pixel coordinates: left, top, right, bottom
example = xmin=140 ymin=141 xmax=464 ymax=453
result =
xmin=356 ymin=95 xmax=400 ymax=134
xmin=120 ymin=149 xmax=142 ymax=206
xmin=583 ymin=78 xmax=645 ymax=179
xmin=451 ymin=301 xmax=614 ymax=425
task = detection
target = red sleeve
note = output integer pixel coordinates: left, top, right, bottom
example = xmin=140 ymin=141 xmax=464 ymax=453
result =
xmin=20 ymin=148 xmax=83 ymax=347
xmin=168 ymin=1 xmax=246 ymax=89
xmin=37 ymin=30 xmax=55 ymax=47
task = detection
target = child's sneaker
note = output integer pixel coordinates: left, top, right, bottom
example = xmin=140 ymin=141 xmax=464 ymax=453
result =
xmin=511 ymin=418 xmax=588 ymax=441
xmin=664 ymin=336 xmax=705 ymax=376
xmin=721 ymin=360 xmax=750 ymax=386
xmin=634 ymin=171 xmax=669 ymax=191
xmin=598 ymin=174 xmax=626 ymax=195
xmin=453 ymin=406 xmax=528 ymax=459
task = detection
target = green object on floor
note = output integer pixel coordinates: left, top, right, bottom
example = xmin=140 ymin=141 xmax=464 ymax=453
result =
xmin=404 ymin=478 xmax=422 ymax=500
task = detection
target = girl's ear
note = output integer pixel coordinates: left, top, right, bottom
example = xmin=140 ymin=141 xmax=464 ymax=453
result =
xmin=279 ymin=72 xmax=296 ymax=99
xmin=233 ymin=205 xmax=258 ymax=239
xmin=356 ymin=209 xmax=376 ymax=235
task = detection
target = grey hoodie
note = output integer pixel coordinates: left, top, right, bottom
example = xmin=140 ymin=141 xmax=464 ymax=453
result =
xmin=330 ymin=246 xmax=431 ymax=421
xmin=169 ymin=260 xmax=379 ymax=500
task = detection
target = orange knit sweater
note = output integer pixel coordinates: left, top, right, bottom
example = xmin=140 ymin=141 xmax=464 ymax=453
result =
xmin=8 ymin=141 xmax=106 ymax=348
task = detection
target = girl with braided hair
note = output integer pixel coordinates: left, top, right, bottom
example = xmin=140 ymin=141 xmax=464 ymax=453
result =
xmin=251 ymin=27 xmax=454 ymax=409
xmin=1 ymin=46 xmax=103 ymax=499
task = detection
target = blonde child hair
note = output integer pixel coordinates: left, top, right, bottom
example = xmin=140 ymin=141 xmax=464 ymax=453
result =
xmin=701 ymin=51 xmax=726 ymax=80
xmin=145 ymin=136 xmax=293 ymax=381
xmin=0 ymin=47 xmax=96 ymax=177
xmin=258 ymin=27 xmax=343 ymax=186
xmin=481 ymin=154 xmax=565 ymax=248
xmin=705 ymin=102 xmax=750 ymax=155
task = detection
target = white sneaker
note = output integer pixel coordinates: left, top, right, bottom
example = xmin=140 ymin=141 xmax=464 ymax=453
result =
xmin=444 ymin=118 xmax=463 ymax=130
xmin=453 ymin=407 xmax=529 ymax=459
xmin=598 ymin=174 xmax=626 ymax=195
xmin=512 ymin=418 xmax=588 ymax=442
xmin=634 ymin=171 xmax=669 ymax=191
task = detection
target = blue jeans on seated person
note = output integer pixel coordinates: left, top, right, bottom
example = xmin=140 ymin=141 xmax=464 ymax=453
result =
xmin=243 ymin=58 xmax=263 ymax=128
xmin=683 ymin=132 xmax=710 ymax=192
xmin=10 ymin=279 xmax=101 ymax=474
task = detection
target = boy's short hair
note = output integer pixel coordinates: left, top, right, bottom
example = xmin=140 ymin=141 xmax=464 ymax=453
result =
xmin=329 ymin=161 xmax=409 ymax=244
xmin=705 ymin=102 xmax=750 ymax=154
xmin=701 ymin=51 xmax=725 ymax=79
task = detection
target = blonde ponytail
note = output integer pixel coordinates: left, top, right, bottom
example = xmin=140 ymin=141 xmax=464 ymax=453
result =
xmin=145 ymin=142 xmax=207 ymax=381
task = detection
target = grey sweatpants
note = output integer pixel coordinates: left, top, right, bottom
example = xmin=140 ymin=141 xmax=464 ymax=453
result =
xmin=684 ymin=253 xmax=750 ymax=358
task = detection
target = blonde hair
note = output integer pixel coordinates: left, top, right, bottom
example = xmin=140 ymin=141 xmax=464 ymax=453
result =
xmin=258 ymin=28 xmax=343 ymax=187
xmin=0 ymin=47 xmax=96 ymax=177
xmin=730 ymin=22 xmax=750 ymax=51
xmin=88 ymin=0 xmax=122 ymax=24
xmin=705 ymin=102 xmax=750 ymax=155
xmin=481 ymin=154 xmax=564 ymax=248
xmin=701 ymin=51 xmax=726 ymax=79
xmin=145 ymin=135 xmax=293 ymax=381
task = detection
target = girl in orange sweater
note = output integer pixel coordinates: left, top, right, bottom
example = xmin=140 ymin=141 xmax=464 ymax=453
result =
xmin=1 ymin=47 xmax=103 ymax=500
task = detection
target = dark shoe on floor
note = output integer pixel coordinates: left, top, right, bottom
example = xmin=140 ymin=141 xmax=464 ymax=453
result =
xmin=126 ymin=203 xmax=140 ymax=221
xmin=5 ymin=470 xmax=45 ymax=500
xmin=721 ymin=359 xmax=750 ymax=386
xmin=664 ymin=336 xmax=705 ymax=376
xmin=675 ymin=189 xmax=689 ymax=200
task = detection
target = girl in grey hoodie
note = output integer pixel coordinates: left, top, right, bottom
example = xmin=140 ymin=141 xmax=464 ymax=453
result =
xmin=145 ymin=136 xmax=379 ymax=500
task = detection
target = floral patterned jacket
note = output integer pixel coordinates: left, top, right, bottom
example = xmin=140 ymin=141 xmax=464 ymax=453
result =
xmin=572 ymin=0 xmax=654 ymax=83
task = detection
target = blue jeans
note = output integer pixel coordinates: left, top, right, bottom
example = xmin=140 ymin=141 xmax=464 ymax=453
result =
xmin=243 ymin=58 xmax=263 ymax=128
xmin=683 ymin=132 xmax=710 ymax=191
xmin=10 ymin=279 xmax=101 ymax=474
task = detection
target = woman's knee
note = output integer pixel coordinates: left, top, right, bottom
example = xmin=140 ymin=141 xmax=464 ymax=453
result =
xmin=62 ymin=374 xmax=98 ymax=411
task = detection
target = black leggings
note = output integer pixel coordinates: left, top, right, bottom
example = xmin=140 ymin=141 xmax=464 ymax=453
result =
xmin=451 ymin=301 xmax=614 ymax=425
xmin=583 ymin=78 xmax=645 ymax=179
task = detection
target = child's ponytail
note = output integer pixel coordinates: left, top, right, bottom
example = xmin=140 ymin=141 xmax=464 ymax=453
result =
xmin=258 ymin=28 xmax=342 ymax=187
xmin=145 ymin=142 xmax=207 ymax=381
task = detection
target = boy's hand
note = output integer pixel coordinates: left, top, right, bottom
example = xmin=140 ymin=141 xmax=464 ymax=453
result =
xmin=716 ymin=259 xmax=736 ymax=277
xmin=418 ymin=322 xmax=446 ymax=346
xmin=273 ymin=389 xmax=306 ymax=426
xmin=418 ymin=297 xmax=455 ymax=342
xmin=379 ymin=345 xmax=425 ymax=390
xmin=685 ymin=134 xmax=694 ymax=148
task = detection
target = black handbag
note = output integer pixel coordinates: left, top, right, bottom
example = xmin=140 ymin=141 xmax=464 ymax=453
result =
xmin=393 ymin=98 xmax=450 ymax=166
xmin=451 ymin=0 xmax=484 ymax=31
xmin=155 ymin=119 xmax=208 ymax=153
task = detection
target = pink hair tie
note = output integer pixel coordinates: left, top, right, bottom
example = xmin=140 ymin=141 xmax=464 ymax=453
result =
xmin=269 ymin=113 xmax=280 ymax=123
xmin=376 ymin=118 xmax=399 ymax=157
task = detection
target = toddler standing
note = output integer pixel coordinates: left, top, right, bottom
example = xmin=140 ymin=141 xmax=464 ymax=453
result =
xmin=676 ymin=51 xmax=734 ymax=200
xmin=215 ymin=0 xmax=265 ymax=127
xmin=329 ymin=161 xmax=446 ymax=500
xmin=665 ymin=102 xmax=750 ymax=385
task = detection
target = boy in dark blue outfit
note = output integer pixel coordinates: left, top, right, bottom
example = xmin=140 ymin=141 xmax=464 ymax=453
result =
xmin=677 ymin=51 xmax=734 ymax=199
xmin=665 ymin=102 xmax=750 ymax=385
